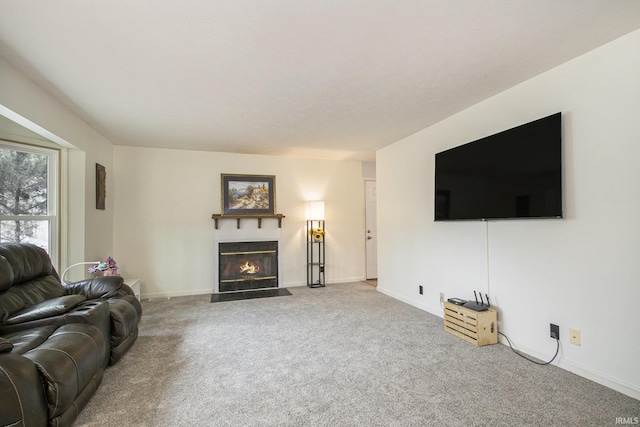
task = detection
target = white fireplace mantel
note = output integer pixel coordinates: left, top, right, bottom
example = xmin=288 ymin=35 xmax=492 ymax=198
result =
xmin=212 ymin=220 xmax=283 ymax=294
xmin=211 ymin=214 xmax=285 ymax=229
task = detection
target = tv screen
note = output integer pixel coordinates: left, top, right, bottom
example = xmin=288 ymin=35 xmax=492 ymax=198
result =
xmin=435 ymin=112 xmax=562 ymax=221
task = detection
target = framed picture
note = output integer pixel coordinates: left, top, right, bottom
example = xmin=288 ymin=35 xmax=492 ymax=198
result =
xmin=221 ymin=174 xmax=276 ymax=215
xmin=96 ymin=163 xmax=106 ymax=210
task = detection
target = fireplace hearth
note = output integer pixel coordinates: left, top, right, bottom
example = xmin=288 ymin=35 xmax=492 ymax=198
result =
xmin=218 ymin=241 xmax=278 ymax=292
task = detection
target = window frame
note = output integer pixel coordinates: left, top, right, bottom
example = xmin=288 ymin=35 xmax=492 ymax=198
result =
xmin=0 ymin=139 xmax=60 ymax=268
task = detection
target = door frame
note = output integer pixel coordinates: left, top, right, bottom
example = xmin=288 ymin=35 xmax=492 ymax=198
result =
xmin=364 ymin=179 xmax=377 ymax=280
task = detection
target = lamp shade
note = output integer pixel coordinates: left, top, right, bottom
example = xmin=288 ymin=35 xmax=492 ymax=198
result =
xmin=307 ymin=200 xmax=325 ymax=220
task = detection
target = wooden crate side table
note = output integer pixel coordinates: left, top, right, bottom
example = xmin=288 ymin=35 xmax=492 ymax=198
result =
xmin=444 ymin=301 xmax=497 ymax=346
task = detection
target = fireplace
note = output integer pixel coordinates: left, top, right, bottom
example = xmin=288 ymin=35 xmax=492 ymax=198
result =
xmin=218 ymin=241 xmax=278 ymax=292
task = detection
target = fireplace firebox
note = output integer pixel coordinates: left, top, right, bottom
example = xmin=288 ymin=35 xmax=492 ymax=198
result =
xmin=218 ymin=241 xmax=278 ymax=292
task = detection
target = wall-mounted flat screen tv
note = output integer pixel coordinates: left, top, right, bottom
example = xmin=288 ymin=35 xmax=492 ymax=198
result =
xmin=435 ymin=112 xmax=562 ymax=221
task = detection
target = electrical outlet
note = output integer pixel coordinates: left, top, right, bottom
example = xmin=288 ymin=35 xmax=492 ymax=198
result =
xmin=440 ymin=292 xmax=444 ymax=303
xmin=570 ymin=328 xmax=581 ymax=346
xmin=550 ymin=323 xmax=559 ymax=340
xmin=419 ymin=285 xmax=423 ymax=295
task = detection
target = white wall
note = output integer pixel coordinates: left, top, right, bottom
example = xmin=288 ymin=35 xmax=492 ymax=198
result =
xmin=113 ymin=146 xmax=365 ymax=298
xmin=377 ymin=29 xmax=640 ymax=399
xmin=0 ymin=56 xmax=117 ymax=269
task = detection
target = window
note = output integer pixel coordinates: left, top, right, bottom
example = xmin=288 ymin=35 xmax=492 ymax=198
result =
xmin=0 ymin=140 xmax=59 ymax=266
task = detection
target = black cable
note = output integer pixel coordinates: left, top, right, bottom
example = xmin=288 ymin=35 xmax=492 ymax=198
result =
xmin=498 ymin=332 xmax=560 ymax=366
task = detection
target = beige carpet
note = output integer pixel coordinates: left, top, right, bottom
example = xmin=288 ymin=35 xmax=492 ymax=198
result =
xmin=75 ymin=282 xmax=639 ymax=426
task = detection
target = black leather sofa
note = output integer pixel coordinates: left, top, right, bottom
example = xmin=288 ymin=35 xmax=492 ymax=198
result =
xmin=0 ymin=243 xmax=142 ymax=426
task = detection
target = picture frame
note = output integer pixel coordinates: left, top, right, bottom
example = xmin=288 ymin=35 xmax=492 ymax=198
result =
xmin=221 ymin=174 xmax=276 ymax=215
xmin=96 ymin=163 xmax=106 ymax=210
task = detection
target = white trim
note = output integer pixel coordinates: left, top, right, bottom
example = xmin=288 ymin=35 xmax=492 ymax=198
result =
xmin=213 ymin=223 xmax=283 ymax=294
xmin=0 ymin=105 xmax=74 ymax=149
xmin=496 ymin=336 xmax=640 ymax=401
xmin=0 ymin=140 xmax=60 ymax=267
xmin=377 ymin=285 xmax=640 ymax=401
xmin=377 ymin=285 xmax=437 ymax=315
xmin=143 ymin=288 xmax=213 ymax=300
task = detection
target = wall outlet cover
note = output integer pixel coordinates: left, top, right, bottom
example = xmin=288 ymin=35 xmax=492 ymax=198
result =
xmin=570 ymin=328 xmax=581 ymax=346
xmin=550 ymin=323 xmax=560 ymax=340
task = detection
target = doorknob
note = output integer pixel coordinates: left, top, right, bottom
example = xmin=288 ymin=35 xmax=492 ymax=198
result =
xmin=367 ymin=236 xmax=372 ymax=240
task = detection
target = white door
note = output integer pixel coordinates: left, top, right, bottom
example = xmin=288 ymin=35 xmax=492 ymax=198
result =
xmin=365 ymin=180 xmax=377 ymax=279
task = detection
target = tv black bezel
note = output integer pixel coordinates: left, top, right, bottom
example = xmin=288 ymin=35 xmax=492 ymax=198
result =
xmin=434 ymin=112 xmax=563 ymax=222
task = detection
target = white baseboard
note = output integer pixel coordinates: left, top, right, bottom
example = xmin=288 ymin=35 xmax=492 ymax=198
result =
xmin=378 ymin=285 xmax=640 ymax=401
xmin=331 ymin=276 xmax=366 ymax=284
xmin=377 ymin=285 xmax=443 ymax=318
xmin=284 ymin=277 xmax=366 ymax=288
xmin=497 ymin=336 xmax=640 ymax=401
xmin=142 ymin=288 xmax=212 ymax=300
xmin=143 ymin=277 xmax=366 ymax=299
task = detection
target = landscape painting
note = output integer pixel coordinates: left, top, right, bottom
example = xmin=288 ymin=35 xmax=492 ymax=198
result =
xmin=221 ymin=174 xmax=276 ymax=215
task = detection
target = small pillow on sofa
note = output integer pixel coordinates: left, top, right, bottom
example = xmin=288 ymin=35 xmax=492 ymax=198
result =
xmin=0 ymin=336 xmax=13 ymax=353
xmin=3 ymin=294 xmax=87 ymax=325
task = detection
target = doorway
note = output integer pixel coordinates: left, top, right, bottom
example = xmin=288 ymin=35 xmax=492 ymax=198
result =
xmin=365 ymin=180 xmax=377 ymax=281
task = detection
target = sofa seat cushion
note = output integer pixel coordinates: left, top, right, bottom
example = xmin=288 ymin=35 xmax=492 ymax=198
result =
xmin=3 ymin=294 xmax=87 ymax=325
xmin=23 ymin=323 xmax=107 ymax=419
xmin=3 ymin=325 xmax=57 ymax=354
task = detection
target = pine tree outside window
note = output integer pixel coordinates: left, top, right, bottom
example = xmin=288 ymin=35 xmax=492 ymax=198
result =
xmin=0 ymin=140 xmax=59 ymax=267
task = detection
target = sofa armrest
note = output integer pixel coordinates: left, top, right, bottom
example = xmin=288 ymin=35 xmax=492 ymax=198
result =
xmin=64 ymin=276 xmax=127 ymax=299
xmin=0 ymin=300 xmax=112 ymax=360
xmin=119 ymin=283 xmax=135 ymax=297
xmin=0 ymin=352 xmax=49 ymax=427
xmin=3 ymin=295 xmax=87 ymax=325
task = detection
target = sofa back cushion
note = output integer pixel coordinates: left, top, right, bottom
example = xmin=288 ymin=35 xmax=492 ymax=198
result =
xmin=0 ymin=243 xmax=64 ymax=322
xmin=0 ymin=255 xmax=13 ymax=290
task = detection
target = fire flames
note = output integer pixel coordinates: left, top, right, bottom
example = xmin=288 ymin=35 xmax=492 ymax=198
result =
xmin=239 ymin=261 xmax=259 ymax=274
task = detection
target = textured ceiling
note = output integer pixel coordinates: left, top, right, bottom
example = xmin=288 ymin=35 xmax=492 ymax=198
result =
xmin=1 ymin=1 xmax=640 ymax=161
